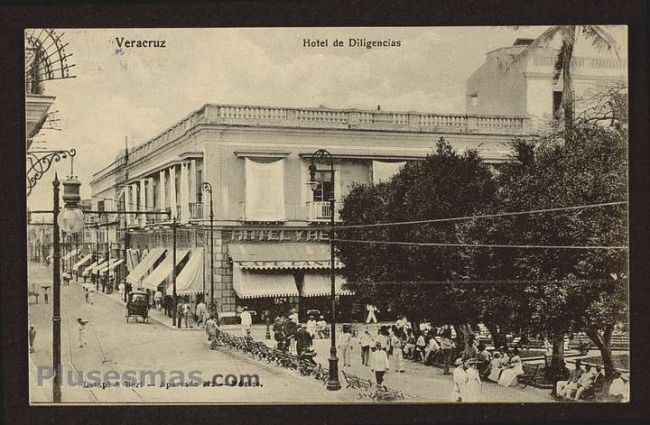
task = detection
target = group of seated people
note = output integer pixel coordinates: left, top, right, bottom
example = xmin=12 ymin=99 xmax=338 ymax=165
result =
xmin=402 ymin=328 xmax=452 ymax=365
xmin=556 ymin=360 xmax=628 ymax=402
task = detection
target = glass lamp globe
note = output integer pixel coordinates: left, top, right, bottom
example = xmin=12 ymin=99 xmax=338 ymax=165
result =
xmin=57 ymin=207 xmax=85 ymax=234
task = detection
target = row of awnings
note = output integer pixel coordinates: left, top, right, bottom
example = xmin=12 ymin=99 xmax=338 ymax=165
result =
xmin=62 ymin=249 xmax=78 ymax=261
xmin=125 ymin=248 xmax=204 ymax=296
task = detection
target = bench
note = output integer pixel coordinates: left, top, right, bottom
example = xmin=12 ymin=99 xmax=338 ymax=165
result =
xmin=341 ymin=370 xmax=405 ymax=401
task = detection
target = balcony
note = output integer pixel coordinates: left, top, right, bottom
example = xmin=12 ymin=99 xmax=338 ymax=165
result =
xmin=189 ymin=202 xmax=204 ymax=220
xmin=307 ymin=201 xmax=343 ymax=222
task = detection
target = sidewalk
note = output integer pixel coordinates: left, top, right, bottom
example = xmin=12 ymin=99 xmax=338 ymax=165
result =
xmin=70 ymin=278 xmax=203 ymax=331
xmin=236 ymin=325 xmax=552 ymax=402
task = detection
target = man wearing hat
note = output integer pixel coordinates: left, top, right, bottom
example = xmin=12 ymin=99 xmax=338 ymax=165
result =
xmin=370 ymin=341 xmax=390 ymax=385
xmin=452 ymin=358 xmax=466 ymax=402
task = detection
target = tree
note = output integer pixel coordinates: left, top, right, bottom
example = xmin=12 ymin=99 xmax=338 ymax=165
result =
xmin=510 ymin=26 xmax=619 ymax=132
xmin=491 ymin=116 xmax=628 ymax=377
xmin=336 ymin=138 xmax=496 ymax=338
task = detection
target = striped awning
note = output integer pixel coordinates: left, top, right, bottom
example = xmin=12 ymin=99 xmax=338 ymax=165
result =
xmin=126 ymin=248 xmax=166 ymax=286
xmin=166 ymin=248 xmax=203 ymax=296
xmin=82 ymin=259 xmax=104 ymax=277
xmin=62 ymin=249 xmax=78 ymax=261
xmin=99 ymin=259 xmax=125 ymax=275
xmin=142 ymin=249 xmax=190 ymax=291
xmin=72 ymin=254 xmax=92 ymax=271
xmin=300 ymin=272 xmax=354 ymax=297
xmin=233 ymin=266 xmax=298 ymax=299
xmin=90 ymin=259 xmax=108 ymax=275
xmin=229 ymin=243 xmax=344 ymax=270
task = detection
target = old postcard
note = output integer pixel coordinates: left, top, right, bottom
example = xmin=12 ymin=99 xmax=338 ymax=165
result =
xmin=25 ymin=26 xmax=629 ymax=405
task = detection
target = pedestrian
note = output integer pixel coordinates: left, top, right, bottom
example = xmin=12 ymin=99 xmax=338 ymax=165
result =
xmin=87 ymin=289 xmax=94 ymax=305
xmin=452 ymin=358 xmax=466 ymax=402
xmin=464 ymin=359 xmax=483 ymax=402
xmin=240 ymin=306 xmax=252 ymax=336
xmin=338 ymin=325 xmax=353 ymax=367
xmin=370 ymin=341 xmax=390 ymax=386
xmin=29 ymin=325 xmax=36 ymax=353
xmin=390 ymin=326 xmax=405 ymax=373
xmin=183 ymin=302 xmax=194 ymax=328
xmin=365 ymin=303 xmax=379 ymax=324
xmin=289 ymin=308 xmax=299 ymax=324
xmin=77 ymin=318 xmax=88 ymax=348
xmin=154 ymin=290 xmax=163 ymax=311
xmin=306 ymin=315 xmax=318 ymax=337
xmin=440 ymin=328 xmax=456 ymax=375
xmin=316 ymin=315 xmax=328 ymax=338
xmin=43 ymin=289 xmax=49 ymax=304
xmin=118 ymin=282 xmax=125 ymax=298
xmin=359 ymin=325 xmax=373 ymax=366
xmin=176 ymin=301 xmax=184 ymax=328
xmin=195 ymin=300 xmax=207 ymax=327
xmin=543 ymin=336 xmax=553 ymax=370
xmin=206 ymin=314 xmax=217 ymax=341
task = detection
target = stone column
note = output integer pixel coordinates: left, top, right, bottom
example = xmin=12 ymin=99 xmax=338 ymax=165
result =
xmin=169 ymin=166 xmax=177 ymax=219
xmin=159 ymin=170 xmax=166 ymax=213
xmin=147 ymin=178 xmax=155 ymax=212
xmin=139 ymin=179 xmax=146 ymax=227
xmin=125 ymin=185 xmax=131 ymax=226
xmin=179 ymin=162 xmax=190 ymax=223
xmin=189 ymin=159 xmax=197 ymax=204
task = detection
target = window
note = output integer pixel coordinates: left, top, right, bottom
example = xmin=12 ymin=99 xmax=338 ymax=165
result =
xmin=469 ymin=94 xmax=479 ymax=107
xmin=196 ymin=164 xmax=203 ymax=203
xmin=312 ymin=170 xmax=334 ymax=202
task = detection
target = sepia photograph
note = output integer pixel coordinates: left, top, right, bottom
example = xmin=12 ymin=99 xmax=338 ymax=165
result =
xmin=24 ymin=25 xmax=630 ymax=405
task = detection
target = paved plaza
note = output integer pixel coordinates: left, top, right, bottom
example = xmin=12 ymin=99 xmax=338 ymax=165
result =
xmin=29 ymin=261 xmax=553 ymax=403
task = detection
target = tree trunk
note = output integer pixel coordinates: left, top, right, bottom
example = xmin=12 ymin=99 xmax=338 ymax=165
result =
xmin=561 ymin=30 xmax=576 ymax=135
xmin=550 ymin=335 xmax=565 ymax=372
xmin=586 ymin=325 xmax=616 ymax=378
xmin=485 ymin=322 xmax=506 ymax=349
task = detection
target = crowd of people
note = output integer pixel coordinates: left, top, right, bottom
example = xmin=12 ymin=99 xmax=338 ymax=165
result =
xmin=200 ymin=307 xmax=630 ymax=402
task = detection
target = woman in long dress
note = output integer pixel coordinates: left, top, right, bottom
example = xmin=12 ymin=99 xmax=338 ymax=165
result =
xmin=498 ymin=349 xmax=524 ymax=387
xmin=464 ymin=360 xmax=483 ymax=402
xmin=487 ymin=351 xmax=503 ymax=382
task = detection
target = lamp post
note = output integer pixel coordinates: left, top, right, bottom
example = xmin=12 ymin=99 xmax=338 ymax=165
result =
xmin=200 ymin=182 xmax=214 ymax=310
xmin=172 ymin=216 xmax=178 ymax=327
xmin=307 ymin=149 xmax=341 ymax=391
xmin=54 ymin=173 xmax=85 ymax=402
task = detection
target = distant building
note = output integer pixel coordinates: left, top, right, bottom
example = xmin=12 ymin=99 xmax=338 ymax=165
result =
xmin=90 ymin=103 xmax=533 ymax=322
xmin=466 ymin=38 xmax=626 ymax=130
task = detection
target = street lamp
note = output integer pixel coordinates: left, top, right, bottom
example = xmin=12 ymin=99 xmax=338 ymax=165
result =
xmin=307 ymin=149 xmax=341 ymax=391
xmin=200 ymin=182 xmax=214 ymax=311
xmin=53 ymin=173 xmax=85 ymax=402
xmin=172 ymin=216 xmax=178 ymax=328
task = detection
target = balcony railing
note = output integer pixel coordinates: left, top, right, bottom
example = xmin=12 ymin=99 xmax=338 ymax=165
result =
xmin=307 ymin=201 xmax=343 ymax=222
xmin=94 ymin=104 xmax=533 ymax=182
xmin=189 ymin=202 xmax=204 ymax=220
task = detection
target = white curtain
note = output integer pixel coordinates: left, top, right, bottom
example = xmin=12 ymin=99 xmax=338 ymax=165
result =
xmin=372 ymin=160 xmax=406 ymax=184
xmin=244 ymin=158 xmax=286 ymax=221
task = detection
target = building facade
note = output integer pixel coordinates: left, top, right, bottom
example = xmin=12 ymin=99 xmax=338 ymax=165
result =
xmin=466 ymin=38 xmax=626 ymax=130
xmin=90 ymin=103 xmax=532 ymax=323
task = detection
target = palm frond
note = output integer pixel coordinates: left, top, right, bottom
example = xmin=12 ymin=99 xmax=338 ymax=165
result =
xmin=582 ymin=25 xmax=621 ymax=58
xmin=503 ymin=26 xmax=562 ymax=74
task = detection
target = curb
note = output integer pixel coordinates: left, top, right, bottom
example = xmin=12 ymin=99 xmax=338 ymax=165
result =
xmin=72 ymin=280 xmax=201 ymax=332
